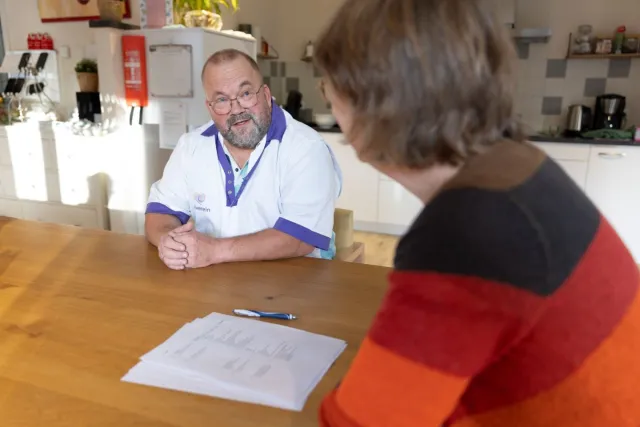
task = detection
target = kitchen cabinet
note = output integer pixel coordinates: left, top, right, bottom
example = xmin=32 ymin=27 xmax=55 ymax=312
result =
xmin=585 ymin=145 xmax=640 ymax=262
xmin=0 ymin=123 xmax=108 ymax=231
xmin=22 ymin=201 xmax=102 ymax=229
xmin=321 ymin=132 xmax=422 ymax=235
xmin=0 ymin=166 xmax=17 ymax=198
xmin=378 ymin=180 xmax=423 ymax=234
xmin=321 ymin=133 xmax=380 ymax=224
xmin=0 ymin=198 xmax=23 ymax=218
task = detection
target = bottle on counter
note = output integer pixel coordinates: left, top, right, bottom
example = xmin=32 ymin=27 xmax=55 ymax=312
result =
xmin=614 ymin=25 xmax=626 ymax=54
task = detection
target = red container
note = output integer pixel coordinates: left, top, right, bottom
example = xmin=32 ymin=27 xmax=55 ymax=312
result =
xmin=32 ymin=33 xmax=40 ymax=49
xmin=27 ymin=33 xmax=35 ymax=49
xmin=43 ymin=33 xmax=54 ymax=50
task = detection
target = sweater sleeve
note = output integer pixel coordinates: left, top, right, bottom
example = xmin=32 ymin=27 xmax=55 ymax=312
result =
xmin=320 ymin=189 xmax=549 ymax=427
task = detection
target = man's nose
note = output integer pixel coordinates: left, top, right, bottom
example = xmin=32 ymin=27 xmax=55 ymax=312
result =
xmin=229 ymin=98 xmax=245 ymax=115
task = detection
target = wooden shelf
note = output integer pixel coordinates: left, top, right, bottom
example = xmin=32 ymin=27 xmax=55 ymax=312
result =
xmin=567 ymin=53 xmax=640 ymax=59
xmin=257 ymin=53 xmax=279 ymax=60
xmin=566 ymin=32 xmax=640 ymax=59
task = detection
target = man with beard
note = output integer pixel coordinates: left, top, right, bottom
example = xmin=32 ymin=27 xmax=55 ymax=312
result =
xmin=145 ymin=49 xmax=341 ymax=269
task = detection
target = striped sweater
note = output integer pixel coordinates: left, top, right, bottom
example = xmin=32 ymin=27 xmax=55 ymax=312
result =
xmin=320 ymin=140 xmax=640 ymax=427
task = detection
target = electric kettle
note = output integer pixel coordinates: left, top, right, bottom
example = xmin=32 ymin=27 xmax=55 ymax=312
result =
xmin=565 ymin=105 xmax=592 ymax=137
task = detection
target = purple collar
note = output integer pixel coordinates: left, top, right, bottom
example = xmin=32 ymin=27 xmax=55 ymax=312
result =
xmin=200 ymin=103 xmax=287 ymax=142
xmin=201 ymin=104 xmax=287 ymax=207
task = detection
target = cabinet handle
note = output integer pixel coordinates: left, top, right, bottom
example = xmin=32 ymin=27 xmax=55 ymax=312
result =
xmin=598 ymin=152 xmax=626 ymax=159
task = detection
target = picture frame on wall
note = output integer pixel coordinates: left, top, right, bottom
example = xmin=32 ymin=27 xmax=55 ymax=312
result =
xmin=37 ymin=0 xmax=132 ymax=23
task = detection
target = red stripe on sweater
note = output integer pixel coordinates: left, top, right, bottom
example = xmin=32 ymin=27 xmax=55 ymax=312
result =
xmin=369 ymin=270 xmax=546 ymax=377
xmin=450 ymin=217 xmax=639 ymax=419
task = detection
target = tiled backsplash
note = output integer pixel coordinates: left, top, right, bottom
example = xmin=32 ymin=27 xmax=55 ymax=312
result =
xmin=514 ymin=43 xmax=640 ymax=134
xmin=258 ymin=59 xmax=331 ymax=116
xmin=260 ymin=43 xmax=640 ymax=133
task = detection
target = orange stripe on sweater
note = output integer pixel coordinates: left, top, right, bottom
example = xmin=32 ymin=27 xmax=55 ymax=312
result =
xmin=452 ymin=286 xmax=640 ymax=427
xmin=321 ymin=336 xmax=469 ymax=427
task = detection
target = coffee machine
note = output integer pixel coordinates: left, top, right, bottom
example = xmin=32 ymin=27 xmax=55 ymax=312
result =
xmin=593 ymin=94 xmax=626 ymax=130
xmin=76 ymin=92 xmax=101 ymax=123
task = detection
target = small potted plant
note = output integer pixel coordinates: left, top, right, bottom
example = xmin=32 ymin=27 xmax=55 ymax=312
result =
xmin=75 ymin=59 xmax=99 ymax=92
xmin=175 ymin=0 xmax=238 ymax=30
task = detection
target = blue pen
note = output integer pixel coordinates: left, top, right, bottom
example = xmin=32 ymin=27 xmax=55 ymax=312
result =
xmin=233 ymin=309 xmax=297 ymax=320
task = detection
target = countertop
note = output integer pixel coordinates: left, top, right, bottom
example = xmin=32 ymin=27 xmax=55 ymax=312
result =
xmin=528 ymin=135 xmax=640 ymax=147
xmin=0 ymin=217 xmax=389 ymax=427
xmin=310 ymin=124 xmax=640 ymax=147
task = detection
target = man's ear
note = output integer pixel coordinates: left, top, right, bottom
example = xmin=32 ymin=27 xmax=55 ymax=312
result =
xmin=263 ymin=84 xmax=272 ymax=108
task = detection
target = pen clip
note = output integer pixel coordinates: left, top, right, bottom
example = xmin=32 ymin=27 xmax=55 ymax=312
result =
xmin=233 ymin=309 xmax=261 ymax=317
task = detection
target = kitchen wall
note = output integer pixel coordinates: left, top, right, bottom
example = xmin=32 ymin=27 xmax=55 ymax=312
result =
xmin=253 ymin=0 xmax=640 ymax=131
xmin=513 ymin=0 xmax=640 ymax=133
xmin=2 ymin=0 xmax=639 ymax=130
xmin=0 ymin=0 xmax=240 ymax=117
xmin=0 ymin=0 xmax=144 ymax=116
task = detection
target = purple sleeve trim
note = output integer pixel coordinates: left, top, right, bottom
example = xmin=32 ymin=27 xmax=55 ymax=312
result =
xmin=146 ymin=202 xmax=190 ymax=225
xmin=274 ymin=217 xmax=330 ymax=250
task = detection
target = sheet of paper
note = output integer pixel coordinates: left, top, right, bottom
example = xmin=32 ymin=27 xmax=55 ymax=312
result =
xmin=159 ymin=101 xmax=187 ymax=149
xmin=148 ymin=44 xmax=193 ymax=98
xmin=122 ymin=313 xmax=346 ymax=411
xmin=122 ymin=361 xmax=293 ymax=410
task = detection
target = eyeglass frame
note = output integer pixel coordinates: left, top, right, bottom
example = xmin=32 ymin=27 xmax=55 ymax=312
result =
xmin=206 ymin=84 xmax=267 ymax=115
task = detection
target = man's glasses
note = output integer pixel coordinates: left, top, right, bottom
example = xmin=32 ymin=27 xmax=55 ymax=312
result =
xmin=208 ymin=85 xmax=265 ymax=115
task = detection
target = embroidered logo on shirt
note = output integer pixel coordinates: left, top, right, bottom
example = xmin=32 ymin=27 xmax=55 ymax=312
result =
xmin=194 ymin=193 xmax=211 ymax=212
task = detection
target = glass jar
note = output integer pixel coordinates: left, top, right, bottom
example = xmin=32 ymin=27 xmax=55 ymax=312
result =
xmin=575 ymin=24 xmax=594 ymax=54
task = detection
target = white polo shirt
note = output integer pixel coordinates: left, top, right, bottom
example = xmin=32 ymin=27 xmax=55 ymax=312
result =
xmin=146 ymin=105 xmax=342 ymax=258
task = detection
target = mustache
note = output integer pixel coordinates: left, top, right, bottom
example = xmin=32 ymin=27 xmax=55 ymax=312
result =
xmin=227 ymin=113 xmax=255 ymax=128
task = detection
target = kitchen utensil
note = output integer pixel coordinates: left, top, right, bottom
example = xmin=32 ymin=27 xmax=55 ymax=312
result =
xmin=565 ymin=104 xmax=592 ymax=136
xmin=4 ymin=78 xmax=26 ymax=95
xmin=284 ymin=90 xmax=303 ymax=121
xmin=593 ymin=94 xmax=626 ymax=130
xmin=314 ymin=113 xmax=337 ymax=129
xmin=35 ymin=52 xmax=49 ymax=72
xmin=27 ymin=82 xmax=45 ymax=95
xmin=17 ymin=52 xmax=31 ymax=70
xmin=603 ymin=98 xmax=622 ymax=115
xmin=575 ymin=25 xmax=593 ymax=54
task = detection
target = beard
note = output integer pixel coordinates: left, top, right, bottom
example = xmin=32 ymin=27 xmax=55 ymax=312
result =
xmin=219 ymin=107 xmax=271 ymax=150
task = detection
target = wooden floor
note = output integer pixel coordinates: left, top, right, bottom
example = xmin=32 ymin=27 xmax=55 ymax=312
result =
xmin=353 ymin=231 xmax=399 ymax=268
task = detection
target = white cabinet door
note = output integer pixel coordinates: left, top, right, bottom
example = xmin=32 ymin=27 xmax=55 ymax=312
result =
xmin=0 ymin=137 xmax=12 ymax=167
xmin=533 ymin=142 xmax=589 ymax=191
xmin=585 ymin=145 xmax=640 ymax=262
xmin=533 ymin=142 xmax=590 ymax=161
xmin=0 ymin=166 xmax=16 ymax=198
xmin=321 ymin=133 xmax=380 ymax=224
xmin=378 ymin=180 xmax=423 ymax=235
xmin=22 ymin=202 xmax=101 ymax=229
xmin=555 ymin=160 xmax=588 ymax=191
xmin=0 ymin=197 xmax=23 ymax=218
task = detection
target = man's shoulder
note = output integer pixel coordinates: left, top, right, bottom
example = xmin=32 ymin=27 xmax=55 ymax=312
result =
xmin=174 ymin=122 xmax=216 ymax=155
xmin=280 ymin=115 xmax=327 ymax=151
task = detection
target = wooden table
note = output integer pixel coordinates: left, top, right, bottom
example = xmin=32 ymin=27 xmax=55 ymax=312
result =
xmin=0 ymin=218 xmax=390 ymax=426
